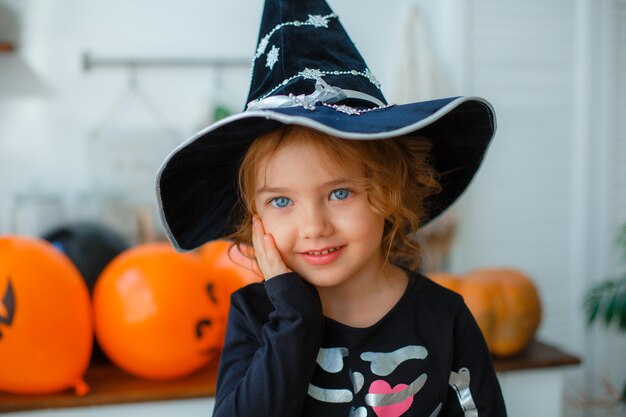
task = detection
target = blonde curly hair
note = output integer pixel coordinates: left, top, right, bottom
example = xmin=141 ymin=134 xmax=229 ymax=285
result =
xmin=227 ymin=125 xmax=441 ymax=270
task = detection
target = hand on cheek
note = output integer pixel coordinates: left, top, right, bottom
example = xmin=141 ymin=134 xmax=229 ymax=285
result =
xmin=252 ymin=216 xmax=291 ymax=280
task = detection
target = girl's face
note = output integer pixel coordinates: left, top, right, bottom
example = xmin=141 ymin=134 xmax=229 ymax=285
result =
xmin=254 ymin=140 xmax=387 ymax=288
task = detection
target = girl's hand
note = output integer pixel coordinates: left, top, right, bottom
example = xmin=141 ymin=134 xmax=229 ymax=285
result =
xmin=252 ymin=216 xmax=291 ymax=280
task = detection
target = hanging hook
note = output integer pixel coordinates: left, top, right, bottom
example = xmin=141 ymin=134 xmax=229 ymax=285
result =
xmin=87 ymin=64 xmax=182 ymax=142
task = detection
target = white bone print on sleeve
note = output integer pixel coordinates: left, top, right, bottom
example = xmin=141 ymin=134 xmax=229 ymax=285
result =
xmin=449 ymin=368 xmax=478 ymax=417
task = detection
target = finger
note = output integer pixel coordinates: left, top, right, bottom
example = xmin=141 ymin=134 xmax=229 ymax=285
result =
xmin=251 ymin=216 xmax=271 ymax=277
xmin=252 ymin=216 xmax=290 ymax=279
xmin=251 ymin=216 xmax=265 ymax=258
xmin=262 ymin=233 xmax=291 ymax=277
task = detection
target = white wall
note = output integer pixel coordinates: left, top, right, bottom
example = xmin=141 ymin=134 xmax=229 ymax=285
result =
xmin=0 ymin=0 xmax=450 ymax=240
xmin=1 ymin=0 xmax=625 ymax=416
xmin=0 ymin=0 xmax=263 ymax=239
xmin=446 ymin=1 xmax=626 ymax=416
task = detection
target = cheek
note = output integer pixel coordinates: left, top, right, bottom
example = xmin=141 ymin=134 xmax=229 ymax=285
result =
xmin=357 ymin=220 xmax=385 ymax=247
xmin=336 ymin=206 xmax=385 ymax=240
xmin=259 ymin=214 xmax=292 ymax=251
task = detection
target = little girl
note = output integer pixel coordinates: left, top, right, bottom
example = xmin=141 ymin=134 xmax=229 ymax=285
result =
xmin=156 ymin=0 xmax=507 ymax=415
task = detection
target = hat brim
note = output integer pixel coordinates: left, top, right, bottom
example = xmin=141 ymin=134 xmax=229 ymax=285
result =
xmin=156 ymin=96 xmax=496 ymax=251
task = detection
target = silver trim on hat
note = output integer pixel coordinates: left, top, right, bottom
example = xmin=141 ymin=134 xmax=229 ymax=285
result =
xmin=247 ymin=76 xmax=386 ymax=112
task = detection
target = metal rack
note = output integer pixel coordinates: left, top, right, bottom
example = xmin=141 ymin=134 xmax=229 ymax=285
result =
xmin=82 ymin=52 xmax=249 ymax=140
xmin=82 ymin=52 xmax=249 ymax=71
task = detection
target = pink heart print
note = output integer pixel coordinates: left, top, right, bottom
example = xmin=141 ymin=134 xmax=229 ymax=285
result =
xmin=369 ymin=380 xmax=414 ymax=417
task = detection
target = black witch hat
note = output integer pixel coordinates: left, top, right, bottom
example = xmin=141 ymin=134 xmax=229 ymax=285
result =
xmin=156 ymin=0 xmax=496 ymax=251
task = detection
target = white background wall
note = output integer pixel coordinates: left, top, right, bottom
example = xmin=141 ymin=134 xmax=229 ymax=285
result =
xmin=1 ymin=0 xmax=625 ymax=416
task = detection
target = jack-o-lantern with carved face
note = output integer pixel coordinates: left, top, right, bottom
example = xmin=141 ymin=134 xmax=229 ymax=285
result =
xmin=0 ymin=235 xmax=92 ymax=395
xmin=197 ymin=240 xmax=263 ymax=349
xmin=93 ymin=243 xmax=221 ymax=380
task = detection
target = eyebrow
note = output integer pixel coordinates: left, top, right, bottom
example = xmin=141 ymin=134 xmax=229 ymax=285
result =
xmin=255 ymin=178 xmax=355 ymax=194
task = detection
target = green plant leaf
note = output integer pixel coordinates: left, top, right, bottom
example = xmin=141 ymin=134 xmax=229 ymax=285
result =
xmin=618 ymin=223 xmax=626 ymax=261
xmin=604 ymin=287 xmax=620 ymax=325
xmin=618 ymin=284 xmax=626 ymax=332
xmin=585 ymin=276 xmax=626 ymax=329
xmin=584 ymin=285 xmax=603 ymax=325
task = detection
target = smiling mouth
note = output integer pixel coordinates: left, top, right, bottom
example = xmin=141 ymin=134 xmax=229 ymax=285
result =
xmin=302 ymin=246 xmax=344 ymax=256
xmin=298 ymin=245 xmax=346 ymax=265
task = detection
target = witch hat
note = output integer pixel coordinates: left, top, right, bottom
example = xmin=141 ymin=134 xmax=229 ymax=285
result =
xmin=156 ymin=0 xmax=496 ymax=251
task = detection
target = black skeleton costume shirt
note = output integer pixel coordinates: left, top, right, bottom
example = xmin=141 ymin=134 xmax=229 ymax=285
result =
xmin=212 ymin=271 xmax=507 ymax=417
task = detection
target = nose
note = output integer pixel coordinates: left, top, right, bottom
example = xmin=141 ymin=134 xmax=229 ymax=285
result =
xmin=298 ymin=204 xmax=333 ymax=239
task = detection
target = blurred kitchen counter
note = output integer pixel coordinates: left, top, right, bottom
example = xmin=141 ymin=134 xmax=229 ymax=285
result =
xmin=0 ymin=358 xmax=219 ymax=415
xmin=0 ymin=340 xmax=579 ymax=416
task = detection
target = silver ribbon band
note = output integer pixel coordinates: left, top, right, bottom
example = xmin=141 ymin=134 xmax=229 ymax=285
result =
xmin=246 ymin=77 xmax=385 ymax=111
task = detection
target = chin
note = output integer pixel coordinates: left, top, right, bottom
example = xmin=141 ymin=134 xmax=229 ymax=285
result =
xmin=294 ymin=268 xmax=352 ymax=288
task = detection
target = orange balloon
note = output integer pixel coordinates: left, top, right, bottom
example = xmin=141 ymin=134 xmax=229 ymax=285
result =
xmin=197 ymin=241 xmax=262 ymax=348
xmin=198 ymin=240 xmax=262 ymax=295
xmin=0 ymin=235 xmax=92 ymax=396
xmin=93 ymin=243 xmax=221 ymax=380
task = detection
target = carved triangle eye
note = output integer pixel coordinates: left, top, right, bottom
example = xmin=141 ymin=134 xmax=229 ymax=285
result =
xmin=206 ymin=283 xmax=218 ymax=305
xmin=0 ymin=278 xmax=16 ymax=327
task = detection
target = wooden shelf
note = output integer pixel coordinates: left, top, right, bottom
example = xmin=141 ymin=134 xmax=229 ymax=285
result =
xmin=0 ymin=359 xmax=219 ymax=413
xmin=493 ymin=339 xmax=580 ymax=372
xmin=0 ymin=339 xmax=579 ymax=413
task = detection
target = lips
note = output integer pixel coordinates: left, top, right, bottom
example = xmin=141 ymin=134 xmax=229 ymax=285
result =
xmin=298 ymin=245 xmax=345 ymax=265
xmin=301 ymin=245 xmax=344 ymax=255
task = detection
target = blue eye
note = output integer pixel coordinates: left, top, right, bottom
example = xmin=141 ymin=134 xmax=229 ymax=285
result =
xmin=330 ymin=188 xmax=351 ymax=201
xmin=270 ymin=197 xmax=292 ymax=208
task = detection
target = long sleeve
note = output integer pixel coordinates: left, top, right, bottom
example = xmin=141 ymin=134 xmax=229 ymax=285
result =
xmin=441 ymin=303 xmax=508 ymax=417
xmin=212 ymin=272 xmax=325 ymax=416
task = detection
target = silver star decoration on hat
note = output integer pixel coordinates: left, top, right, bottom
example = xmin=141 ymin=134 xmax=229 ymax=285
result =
xmin=266 ymin=45 xmax=280 ymax=70
xmin=300 ymin=68 xmax=324 ymax=80
xmin=307 ymin=14 xmax=331 ymax=28
xmin=256 ymin=37 xmax=269 ymax=57
xmin=333 ymin=105 xmax=361 ymax=115
xmin=364 ymin=68 xmax=381 ymax=89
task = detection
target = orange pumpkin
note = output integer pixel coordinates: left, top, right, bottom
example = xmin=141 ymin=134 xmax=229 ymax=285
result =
xmin=93 ymin=243 xmax=221 ymax=380
xmin=197 ymin=241 xmax=263 ymax=349
xmin=429 ymin=268 xmax=542 ymax=357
